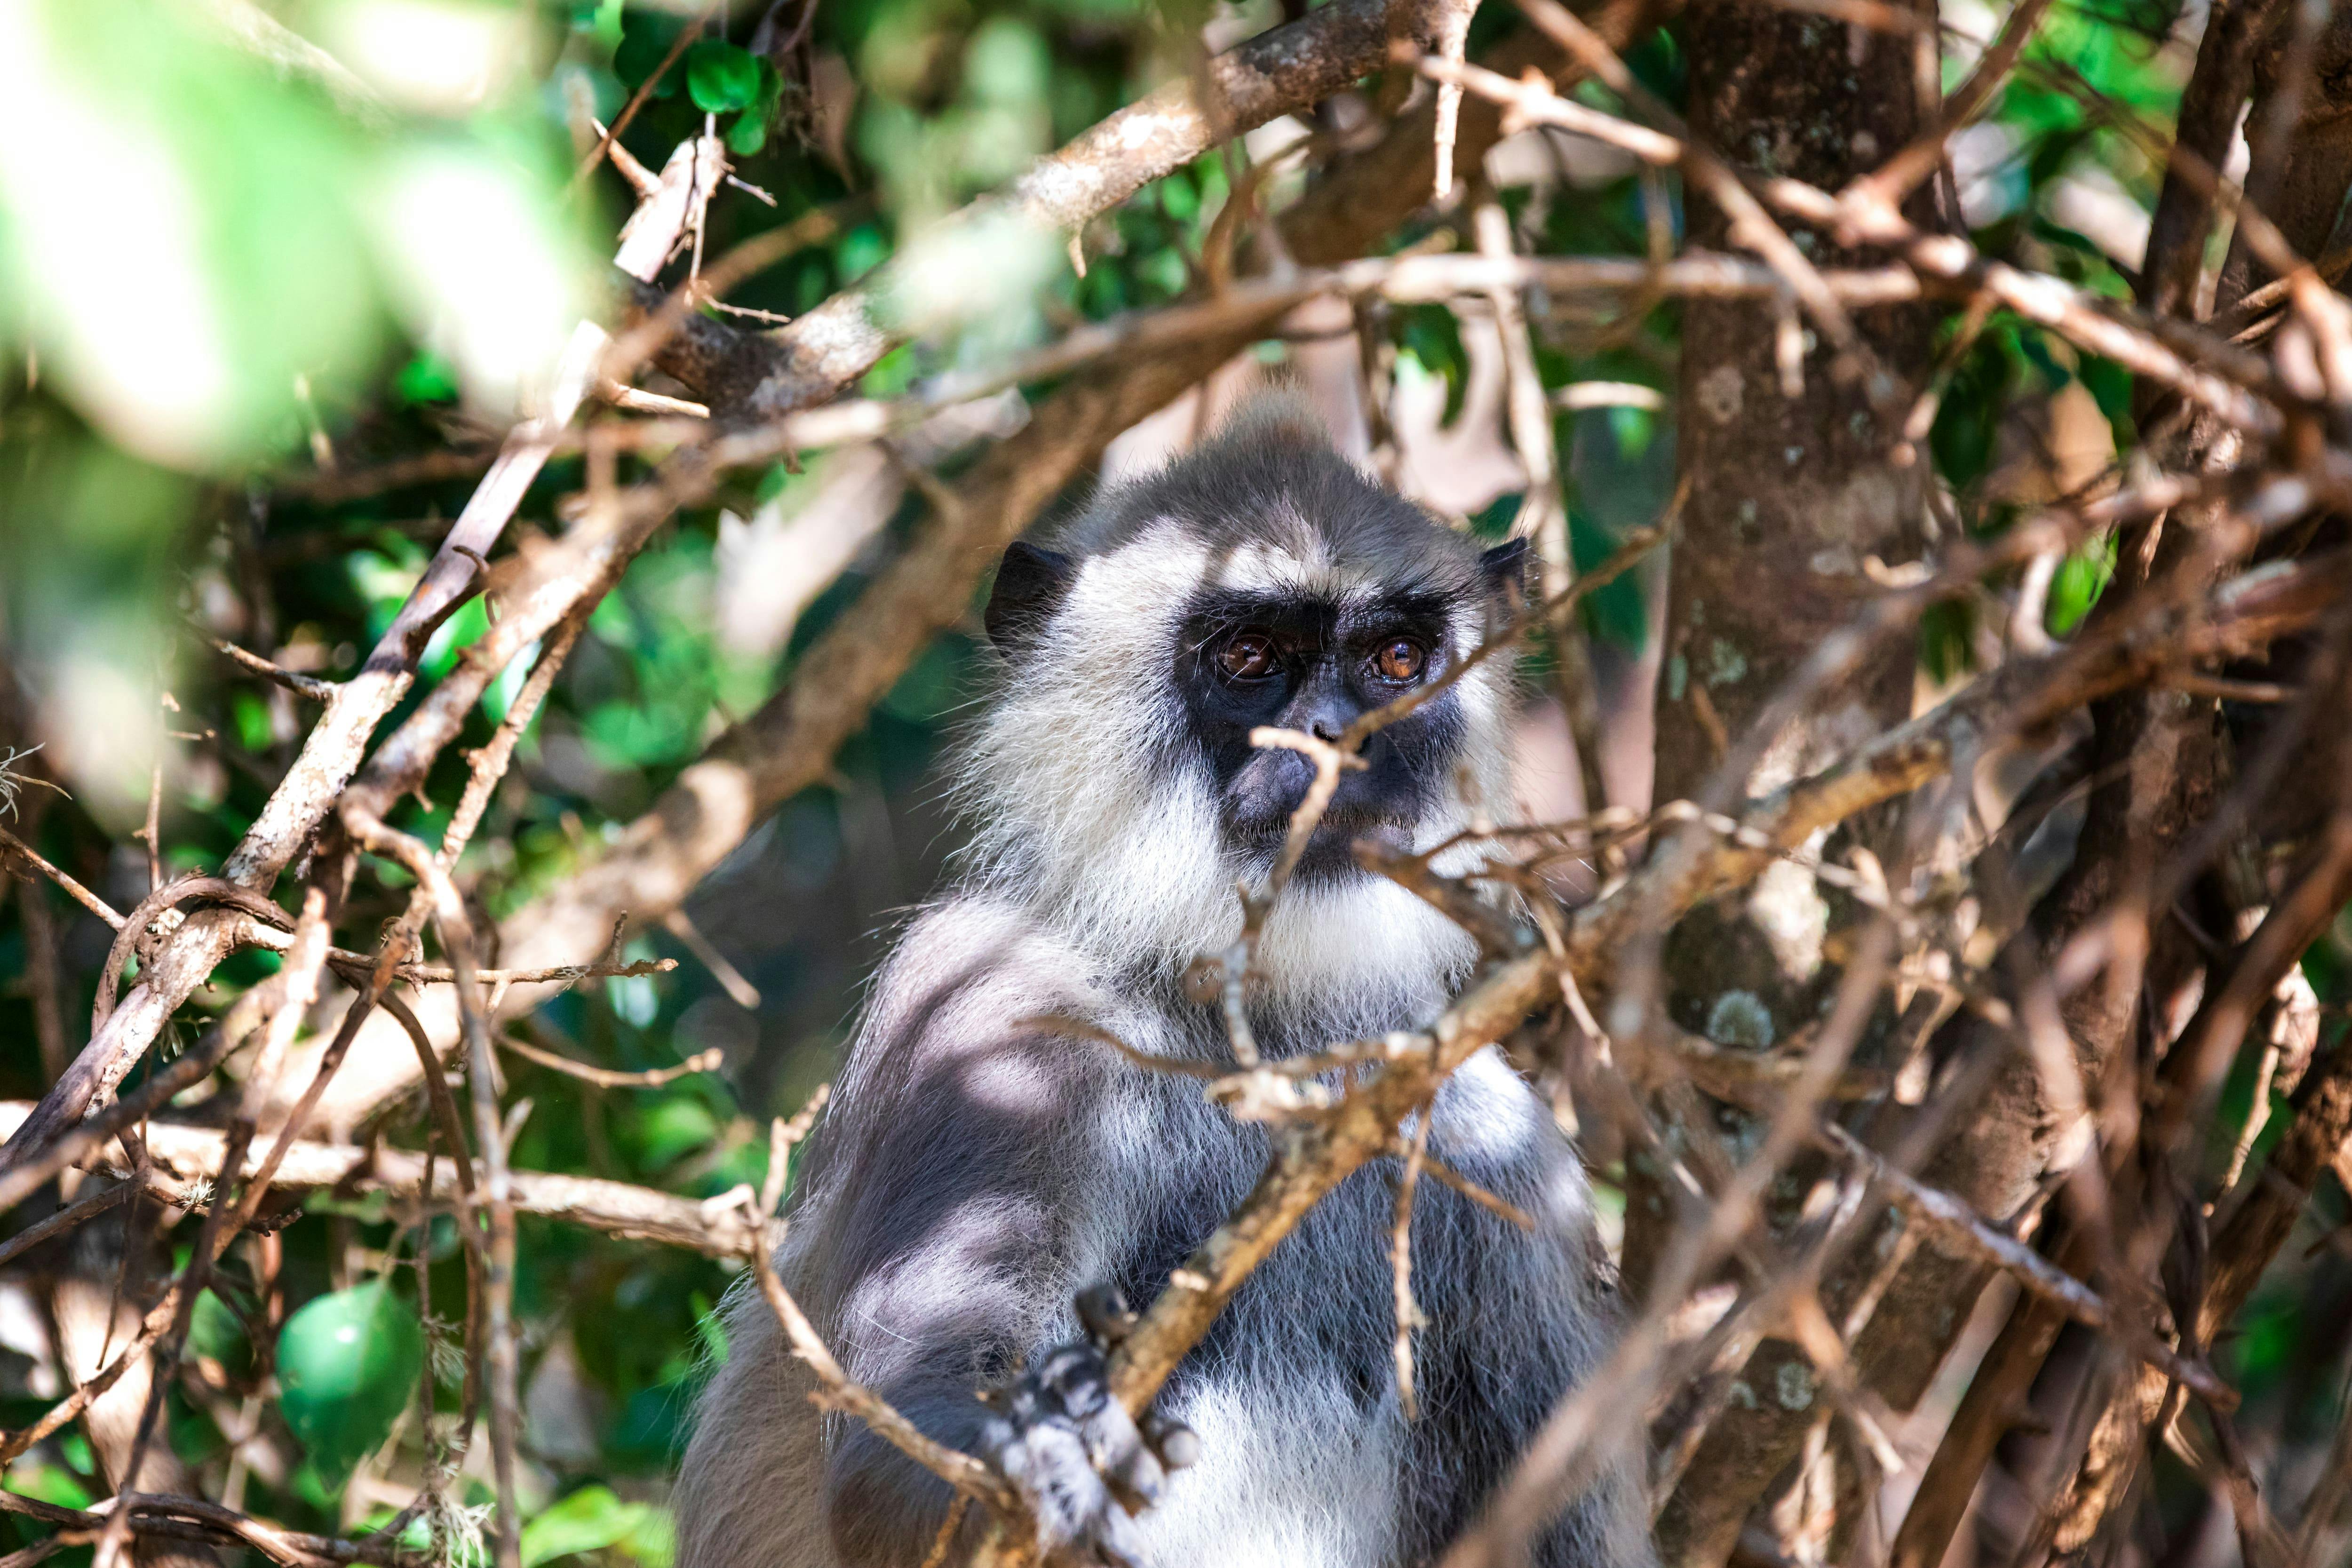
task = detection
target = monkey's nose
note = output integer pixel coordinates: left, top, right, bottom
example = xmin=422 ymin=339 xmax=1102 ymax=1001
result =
xmin=1310 ymin=716 xmax=1343 ymax=743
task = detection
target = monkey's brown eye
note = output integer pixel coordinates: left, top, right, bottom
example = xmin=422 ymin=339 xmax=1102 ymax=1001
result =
xmin=1219 ymin=633 xmax=1279 ymax=681
xmin=1373 ymin=638 xmax=1427 ymax=683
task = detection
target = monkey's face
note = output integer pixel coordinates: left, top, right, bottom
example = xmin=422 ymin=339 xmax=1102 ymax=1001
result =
xmin=961 ymin=414 xmax=1525 ymax=998
xmin=981 ymin=517 xmax=1524 ymax=891
xmin=1177 ymin=588 xmax=1470 ymax=878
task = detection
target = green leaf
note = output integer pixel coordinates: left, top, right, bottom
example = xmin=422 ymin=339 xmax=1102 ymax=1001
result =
xmin=187 ymin=1288 xmax=253 ymax=1378
xmin=725 ymin=109 xmax=768 ymax=156
xmin=879 ymin=638 xmax=969 ymax=722
xmin=1930 ymin=318 xmax=2023 ymax=490
xmin=0 ymin=0 xmax=382 ymax=470
xmin=1919 ymin=598 xmax=1974 ymax=685
xmin=633 ymin=1096 xmax=719 ymax=1168
xmin=838 ymin=223 xmax=891 ymax=281
xmin=8 ymin=1463 xmax=95 ymax=1512
xmin=576 ymin=0 xmax=625 ymax=42
xmin=728 ymin=60 xmax=786 ymax=156
xmin=1394 ymin=304 xmax=1468 ymax=426
xmin=691 ymin=1294 xmax=729 ymax=1366
xmin=620 ymin=1507 xmax=676 ymax=1568
xmin=2047 ymin=541 xmax=2114 ymax=637
xmin=614 ymin=12 xmax=685 ymax=96
xmin=522 ymin=1486 xmax=662 ymax=1568
xmin=1606 ymin=404 xmax=1656 ymax=463
xmin=394 ymin=352 xmax=460 ymax=406
xmin=1567 ymin=506 xmax=1648 ymax=653
xmin=1465 ymin=493 xmax=1518 ymax=542
xmin=859 ymin=342 xmax=918 ymax=398
xmin=2076 ymin=354 xmax=2135 ymax=445
xmin=1158 ymin=170 xmax=1199 ymax=222
xmin=230 ymin=690 xmax=274 ymax=754
xmin=276 ymin=1281 xmax=422 ymax=1488
xmin=685 ymin=40 xmax=762 ymax=114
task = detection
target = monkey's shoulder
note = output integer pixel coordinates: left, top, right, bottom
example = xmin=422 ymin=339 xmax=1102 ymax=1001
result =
xmin=849 ymin=892 xmax=1153 ymax=1075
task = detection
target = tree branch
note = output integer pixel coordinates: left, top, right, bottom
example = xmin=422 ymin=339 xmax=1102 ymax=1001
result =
xmin=0 ymin=1103 xmax=782 ymax=1260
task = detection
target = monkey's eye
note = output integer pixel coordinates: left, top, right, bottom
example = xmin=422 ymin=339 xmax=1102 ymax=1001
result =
xmin=1218 ymin=633 xmax=1279 ymax=681
xmin=1371 ymin=638 xmax=1428 ymax=683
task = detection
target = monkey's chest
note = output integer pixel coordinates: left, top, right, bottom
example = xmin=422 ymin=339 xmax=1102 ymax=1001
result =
xmin=1113 ymin=1151 xmax=1504 ymax=1568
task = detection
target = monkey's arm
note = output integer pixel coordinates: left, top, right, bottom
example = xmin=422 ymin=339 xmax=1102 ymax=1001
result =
xmin=814 ymin=1000 xmax=1136 ymax=1566
xmin=679 ymin=902 xmax=1178 ymax=1568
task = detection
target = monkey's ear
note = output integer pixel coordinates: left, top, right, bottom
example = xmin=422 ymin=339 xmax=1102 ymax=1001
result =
xmin=1477 ymin=537 xmax=1532 ymax=608
xmin=985 ymin=541 xmax=1077 ymax=655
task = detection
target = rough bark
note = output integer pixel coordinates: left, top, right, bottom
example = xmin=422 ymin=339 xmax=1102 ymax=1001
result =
xmin=1653 ymin=0 xmax=2352 ymax=1556
xmin=2140 ymin=0 xmax=2289 ymax=319
xmin=1880 ymin=673 xmax=2222 ymax=1560
xmin=1637 ymin=4 xmax=1935 ymax=1560
xmin=2216 ymin=0 xmax=2352 ymax=304
xmin=1629 ymin=0 xmax=1934 ymax=1279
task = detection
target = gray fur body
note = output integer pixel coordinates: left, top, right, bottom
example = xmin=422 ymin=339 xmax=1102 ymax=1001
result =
xmin=676 ymin=414 xmax=1653 ymax=1568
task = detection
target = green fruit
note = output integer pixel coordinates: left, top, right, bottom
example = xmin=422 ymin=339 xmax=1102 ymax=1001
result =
xmin=276 ymin=1281 xmax=423 ymax=1487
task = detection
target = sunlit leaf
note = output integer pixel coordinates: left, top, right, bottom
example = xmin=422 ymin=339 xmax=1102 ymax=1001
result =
xmin=2048 ymin=539 xmax=2115 ymax=637
xmin=317 ymin=0 xmax=531 ymax=116
xmin=685 ymin=40 xmax=762 ymax=114
xmin=0 ymin=0 xmax=379 ymax=469
xmin=6 ymin=1463 xmax=94 ymax=1512
xmin=366 ymin=142 xmax=595 ymax=420
xmin=522 ymin=1485 xmax=660 ymax=1568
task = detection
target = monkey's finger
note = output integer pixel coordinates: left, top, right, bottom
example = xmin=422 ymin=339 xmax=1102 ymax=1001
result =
xmin=1082 ymin=1497 xmax=1152 ymax=1568
xmin=993 ymin=1420 xmax=1107 ymax=1558
xmin=1141 ymin=1413 xmax=1199 ymax=1471
xmin=1074 ymin=1398 xmax=1164 ymax=1507
xmin=1034 ymin=1340 xmax=1114 ymax=1420
xmin=1100 ymin=1438 xmax=1167 ymax=1510
xmin=1074 ymin=1283 xmax=1136 ymax=1348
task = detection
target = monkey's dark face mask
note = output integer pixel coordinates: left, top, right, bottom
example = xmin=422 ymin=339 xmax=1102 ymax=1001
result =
xmin=987 ymin=536 xmax=1528 ymax=882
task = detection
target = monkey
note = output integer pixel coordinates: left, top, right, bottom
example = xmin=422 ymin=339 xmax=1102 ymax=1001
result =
xmin=675 ymin=401 xmax=1654 ymax=1568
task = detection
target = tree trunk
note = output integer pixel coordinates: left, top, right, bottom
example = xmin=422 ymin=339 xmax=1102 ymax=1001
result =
xmin=1635 ymin=6 xmax=1934 ymax=1561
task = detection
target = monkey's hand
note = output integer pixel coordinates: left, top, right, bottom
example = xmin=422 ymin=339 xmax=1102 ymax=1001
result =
xmin=977 ymin=1287 xmax=1197 ymax=1568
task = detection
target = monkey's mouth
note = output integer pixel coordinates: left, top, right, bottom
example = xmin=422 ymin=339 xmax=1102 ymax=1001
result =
xmin=1230 ymin=808 xmax=1416 ymax=865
